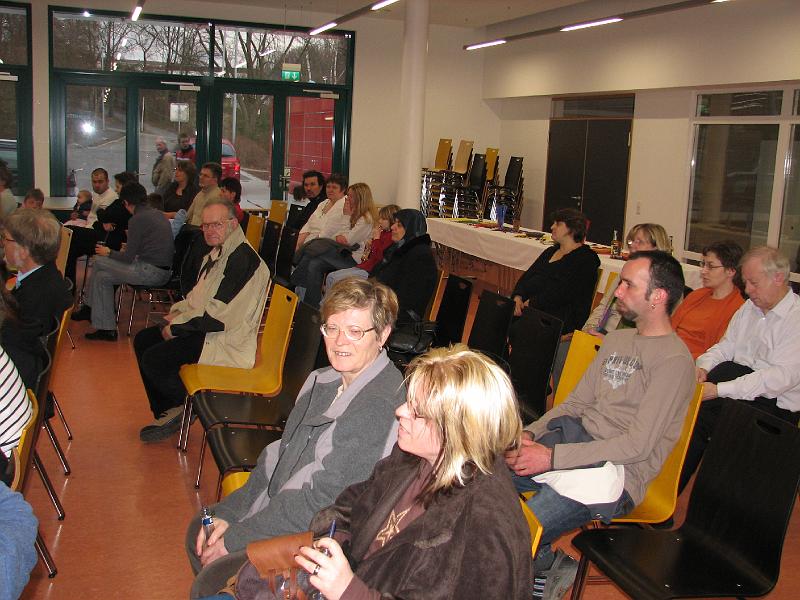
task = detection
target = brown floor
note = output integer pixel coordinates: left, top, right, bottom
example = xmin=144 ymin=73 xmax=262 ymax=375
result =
xmin=18 ymin=282 xmax=800 ymax=599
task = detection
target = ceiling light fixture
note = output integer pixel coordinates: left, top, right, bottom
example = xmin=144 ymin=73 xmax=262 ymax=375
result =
xmin=309 ymin=0 xmax=404 ymax=36
xmin=561 ymin=17 xmax=622 ymax=32
xmin=131 ymin=0 xmax=145 ymax=22
xmin=465 ymin=0 xmax=736 ymax=50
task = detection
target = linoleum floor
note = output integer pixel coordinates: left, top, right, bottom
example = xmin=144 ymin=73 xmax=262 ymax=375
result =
xmin=17 ymin=283 xmax=800 ymax=599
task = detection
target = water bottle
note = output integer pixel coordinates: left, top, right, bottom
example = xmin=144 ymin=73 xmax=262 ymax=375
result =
xmin=201 ymin=506 xmax=215 ymax=544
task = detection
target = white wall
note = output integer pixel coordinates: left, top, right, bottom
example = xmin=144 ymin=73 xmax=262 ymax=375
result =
xmin=29 ymin=0 xmax=499 ymax=206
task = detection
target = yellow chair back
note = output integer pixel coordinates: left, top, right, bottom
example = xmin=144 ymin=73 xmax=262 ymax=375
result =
xmin=11 ymin=390 xmax=38 ymax=492
xmin=614 ymin=383 xmax=704 ymax=523
xmin=433 ymin=138 xmax=453 ymax=171
xmin=602 ymin=271 xmax=619 ymax=298
xmin=519 ymin=498 xmax=544 ymax=557
xmin=221 ymin=471 xmax=251 ymax=498
xmin=245 ymin=214 xmax=266 ymax=249
xmin=424 ymin=270 xmax=446 ymax=321
xmin=553 ymin=331 xmax=603 ymax=407
xmin=56 ymin=226 xmax=73 ymax=277
xmin=268 ymin=200 xmax=289 ymax=225
xmin=452 ymin=140 xmax=474 ymax=175
xmin=485 ymin=148 xmax=500 ymax=181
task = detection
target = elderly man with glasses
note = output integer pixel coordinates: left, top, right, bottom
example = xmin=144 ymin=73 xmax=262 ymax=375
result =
xmin=133 ymin=198 xmax=270 ymax=442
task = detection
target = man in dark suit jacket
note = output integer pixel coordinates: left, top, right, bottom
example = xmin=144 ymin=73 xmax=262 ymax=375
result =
xmin=3 ymin=209 xmax=73 ymax=386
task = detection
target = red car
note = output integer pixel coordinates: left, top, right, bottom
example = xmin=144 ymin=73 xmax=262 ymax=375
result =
xmin=188 ymin=137 xmax=240 ymax=180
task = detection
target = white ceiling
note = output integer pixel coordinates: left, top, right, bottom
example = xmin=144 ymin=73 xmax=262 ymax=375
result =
xmin=195 ymin=0 xmax=588 ymax=28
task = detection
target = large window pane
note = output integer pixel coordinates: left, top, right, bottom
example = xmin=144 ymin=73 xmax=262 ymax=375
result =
xmin=222 ymin=93 xmax=273 ymax=208
xmin=214 ymin=26 xmax=349 ymax=84
xmin=53 ymin=12 xmax=210 ymax=75
xmin=0 ymin=5 xmax=27 ymax=66
xmin=286 ymin=96 xmax=334 ymax=194
xmin=697 ymin=91 xmax=783 ymax=117
xmin=780 ymin=125 xmax=800 ymax=272
xmin=138 ymin=89 xmax=197 ymax=193
xmin=66 ymin=85 xmax=126 ymax=194
xmin=0 ymin=80 xmax=17 ymax=193
xmin=687 ymin=124 xmax=779 ymax=252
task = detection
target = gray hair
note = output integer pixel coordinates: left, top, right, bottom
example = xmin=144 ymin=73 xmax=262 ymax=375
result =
xmin=4 ymin=208 xmax=62 ymax=265
xmin=741 ymin=246 xmax=790 ymax=282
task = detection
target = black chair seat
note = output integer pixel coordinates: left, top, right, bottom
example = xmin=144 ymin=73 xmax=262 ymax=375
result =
xmin=207 ymin=427 xmax=283 ymax=475
xmin=571 ymin=401 xmax=800 ymax=600
xmin=195 ymin=390 xmax=291 ymax=431
xmin=573 ymin=528 xmax=772 ymax=599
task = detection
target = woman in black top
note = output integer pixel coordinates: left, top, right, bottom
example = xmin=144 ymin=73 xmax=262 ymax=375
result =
xmin=372 ymin=209 xmax=438 ymax=324
xmin=163 ymin=160 xmax=199 ymax=217
xmin=511 ymin=208 xmax=599 ymax=334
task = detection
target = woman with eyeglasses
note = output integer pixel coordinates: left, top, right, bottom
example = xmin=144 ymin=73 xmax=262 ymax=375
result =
xmin=671 ymin=240 xmax=744 ymax=358
xmin=188 ymin=277 xmax=405 ymax=598
xmin=292 ymin=346 xmax=529 ymax=599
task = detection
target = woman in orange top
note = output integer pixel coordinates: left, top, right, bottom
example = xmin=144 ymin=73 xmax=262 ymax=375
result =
xmin=671 ymin=240 xmax=745 ymax=359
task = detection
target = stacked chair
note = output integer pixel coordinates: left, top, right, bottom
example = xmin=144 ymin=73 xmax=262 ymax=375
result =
xmin=421 ymin=139 xmax=474 ymax=218
xmin=486 ymin=155 xmax=525 ymax=223
xmin=420 ymin=138 xmax=452 ymax=216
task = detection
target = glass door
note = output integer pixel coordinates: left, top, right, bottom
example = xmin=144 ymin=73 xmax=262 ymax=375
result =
xmin=285 ymin=95 xmax=336 ymax=200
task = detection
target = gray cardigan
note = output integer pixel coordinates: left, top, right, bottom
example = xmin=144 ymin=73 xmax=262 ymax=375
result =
xmin=214 ymin=352 xmax=405 ymax=552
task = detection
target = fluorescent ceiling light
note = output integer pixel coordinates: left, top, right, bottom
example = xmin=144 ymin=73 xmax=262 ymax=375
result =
xmin=561 ymin=17 xmax=622 ymax=32
xmin=466 ymin=39 xmax=507 ymax=51
xmin=310 ymin=22 xmax=337 ymax=35
xmin=131 ymin=1 xmax=144 ymax=22
xmin=371 ymin=0 xmax=401 ymax=10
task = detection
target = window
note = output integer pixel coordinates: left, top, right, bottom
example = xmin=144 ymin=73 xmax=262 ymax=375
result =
xmin=686 ymin=86 xmax=800 ymax=276
xmin=214 ymin=25 xmax=350 ymax=84
xmin=0 ymin=4 xmax=27 ymax=65
xmin=551 ymin=96 xmax=634 ymax=119
xmin=52 ymin=12 xmax=210 ymax=75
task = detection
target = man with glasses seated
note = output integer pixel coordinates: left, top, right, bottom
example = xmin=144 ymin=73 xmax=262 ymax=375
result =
xmin=132 ymin=199 xmax=270 ymax=442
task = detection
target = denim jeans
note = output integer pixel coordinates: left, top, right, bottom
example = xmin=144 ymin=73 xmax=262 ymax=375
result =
xmin=325 ymin=266 xmax=369 ymax=290
xmin=86 ymin=256 xmax=171 ymax=330
xmin=514 ymin=474 xmax=633 ymax=570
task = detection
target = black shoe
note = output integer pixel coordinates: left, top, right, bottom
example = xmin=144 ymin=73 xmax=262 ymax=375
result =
xmin=71 ymin=305 xmax=91 ymax=321
xmin=85 ymin=329 xmax=118 ymax=341
xmin=139 ymin=407 xmax=184 ymax=442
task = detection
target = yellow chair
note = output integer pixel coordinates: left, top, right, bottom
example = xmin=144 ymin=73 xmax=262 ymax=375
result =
xmin=601 ymin=271 xmax=619 ymax=299
xmin=590 ymin=268 xmax=604 ymax=311
xmin=11 ymin=390 xmax=38 ymax=493
xmin=220 ymin=471 xmax=251 ymax=498
xmin=178 ymin=285 xmax=298 ymax=451
xmin=432 ymin=138 xmax=453 ymax=171
xmin=245 ymin=214 xmax=266 ymax=249
xmin=268 ymin=200 xmax=289 ymax=225
xmin=424 ymin=270 xmax=447 ymax=321
xmin=519 ymin=498 xmax=544 ymax=557
xmin=485 ymin=147 xmax=500 ymax=182
xmin=452 ymin=140 xmax=474 ymax=175
xmin=553 ymin=331 xmax=603 ymax=407
xmin=56 ymin=226 xmax=72 ymax=277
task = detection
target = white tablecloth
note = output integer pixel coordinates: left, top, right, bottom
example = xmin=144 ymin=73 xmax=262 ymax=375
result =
xmin=426 ymin=218 xmax=703 ymax=292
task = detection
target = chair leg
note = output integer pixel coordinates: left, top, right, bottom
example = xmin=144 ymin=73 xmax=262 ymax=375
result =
xmin=66 ymin=329 xmax=76 ymax=350
xmin=194 ymin=430 xmax=208 ymax=489
xmin=44 ymin=419 xmax=71 ymax=476
xmin=35 ymin=531 xmax=57 ymax=578
xmin=51 ymin=392 xmax=73 ymax=440
xmin=216 ymin=471 xmax=224 ymax=502
xmin=127 ymin=286 xmax=137 ymax=336
xmin=33 ymin=451 xmax=65 ymax=520
xmin=178 ymin=395 xmax=193 ymax=452
xmin=116 ymin=284 xmax=125 ymax=323
xmin=569 ymin=554 xmax=591 ymax=600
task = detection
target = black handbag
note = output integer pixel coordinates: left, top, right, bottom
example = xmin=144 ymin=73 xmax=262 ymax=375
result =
xmin=387 ymin=320 xmax=437 ymax=355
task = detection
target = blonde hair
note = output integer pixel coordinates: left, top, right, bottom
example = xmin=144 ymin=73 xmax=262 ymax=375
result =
xmin=405 ymin=345 xmax=522 ymax=504
xmin=321 ymin=277 xmax=398 ymax=336
xmin=626 ymin=223 xmax=670 ymax=252
xmin=77 ymin=189 xmax=92 ymax=202
xmin=378 ymin=204 xmax=400 ymax=223
xmin=346 ymin=183 xmax=376 ymax=229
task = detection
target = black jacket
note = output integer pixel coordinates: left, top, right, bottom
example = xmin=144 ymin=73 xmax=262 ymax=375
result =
xmin=94 ymin=198 xmax=130 ymax=250
xmin=372 ymin=234 xmax=437 ymax=322
xmin=286 ymin=191 xmax=326 ymax=231
xmin=512 ymin=243 xmax=600 ymax=333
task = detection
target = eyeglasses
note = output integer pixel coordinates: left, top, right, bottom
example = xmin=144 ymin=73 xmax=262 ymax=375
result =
xmin=320 ymin=323 xmax=376 ymax=341
xmin=200 ymin=220 xmax=231 ymax=231
xmin=700 ymin=262 xmax=725 ymax=270
xmin=627 ymin=238 xmax=649 ymax=247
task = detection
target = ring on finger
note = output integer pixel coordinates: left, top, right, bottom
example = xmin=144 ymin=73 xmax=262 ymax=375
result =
xmin=313 ymin=564 xmax=320 ymax=576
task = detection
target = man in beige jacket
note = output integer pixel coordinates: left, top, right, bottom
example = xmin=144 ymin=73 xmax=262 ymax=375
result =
xmin=133 ymin=198 xmax=270 ymax=442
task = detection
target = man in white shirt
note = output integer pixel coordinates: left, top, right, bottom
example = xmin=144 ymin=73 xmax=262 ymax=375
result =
xmin=680 ymin=246 xmax=800 ymax=492
xmin=87 ymin=168 xmax=118 ymax=227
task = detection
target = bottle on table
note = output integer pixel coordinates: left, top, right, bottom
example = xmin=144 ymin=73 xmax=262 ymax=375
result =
xmin=610 ymin=229 xmax=622 ymax=259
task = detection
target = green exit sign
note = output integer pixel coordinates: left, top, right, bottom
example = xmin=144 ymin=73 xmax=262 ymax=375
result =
xmin=281 ymin=63 xmax=301 ymax=82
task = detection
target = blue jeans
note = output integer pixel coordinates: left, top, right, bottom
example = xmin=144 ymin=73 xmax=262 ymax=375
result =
xmin=325 ymin=266 xmax=369 ymax=289
xmin=86 ymin=257 xmax=171 ymax=330
xmin=514 ymin=474 xmax=633 ymax=570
